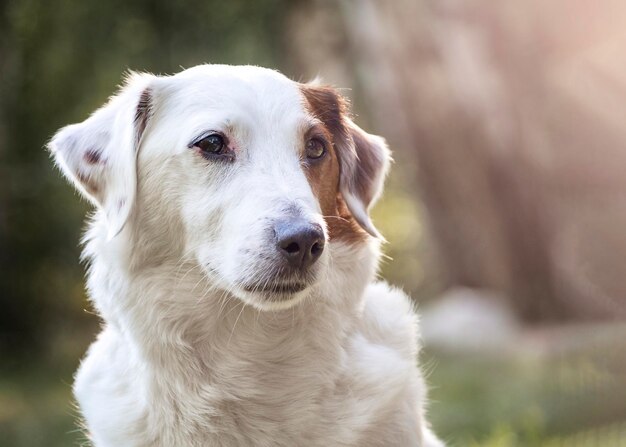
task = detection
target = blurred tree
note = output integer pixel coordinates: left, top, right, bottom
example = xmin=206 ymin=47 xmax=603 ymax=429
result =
xmin=337 ymin=0 xmax=626 ymax=322
xmin=284 ymin=0 xmax=626 ymax=323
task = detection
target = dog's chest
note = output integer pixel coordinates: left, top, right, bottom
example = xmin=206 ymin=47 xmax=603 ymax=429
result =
xmin=149 ymin=375 xmax=329 ymax=446
xmin=76 ymin=326 xmax=352 ymax=447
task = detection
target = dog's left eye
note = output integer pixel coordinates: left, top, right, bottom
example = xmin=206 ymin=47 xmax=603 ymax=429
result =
xmin=305 ymin=138 xmax=326 ymax=160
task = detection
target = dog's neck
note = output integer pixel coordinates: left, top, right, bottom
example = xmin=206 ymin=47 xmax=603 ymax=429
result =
xmin=82 ymin=217 xmax=380 ymax=381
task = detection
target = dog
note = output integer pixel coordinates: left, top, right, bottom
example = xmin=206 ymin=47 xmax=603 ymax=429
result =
xmin=49 ymin=64 xmax=443 ymax=447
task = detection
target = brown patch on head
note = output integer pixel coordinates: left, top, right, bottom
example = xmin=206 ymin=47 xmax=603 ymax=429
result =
xmin=301 ymin=124 xmax=337 ymax=218
xmin=299 ymin=84 xmax=368 ymax=245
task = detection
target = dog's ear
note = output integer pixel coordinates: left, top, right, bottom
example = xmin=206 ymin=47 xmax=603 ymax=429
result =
xmin=48 ymin=72 xmax=154 ymax=240
xmin=338 ymin=118 xmax=391 ymax=238
xmin=300 ymin=84 xmax=391 ymax=238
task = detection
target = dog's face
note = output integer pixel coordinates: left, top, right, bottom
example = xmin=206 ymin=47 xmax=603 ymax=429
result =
xmin=49 ymin=65 xmax=389 ymax=310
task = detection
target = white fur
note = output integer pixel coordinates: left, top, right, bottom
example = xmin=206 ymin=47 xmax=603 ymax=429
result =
xmin=49 ymin=65 xmax=442 ymax=446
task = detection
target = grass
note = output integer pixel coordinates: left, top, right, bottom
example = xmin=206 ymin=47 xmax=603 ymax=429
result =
xmin=425 ymin=323 xmax=626 ymax=446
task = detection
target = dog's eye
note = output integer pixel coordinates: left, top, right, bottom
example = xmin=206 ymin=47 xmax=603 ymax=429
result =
xmin=195 ymin=134 xmax=226 ymax=155
xmin=190 ymin=133 xmax=234 ymax=162
xmin=305 ymin=138 xmax=326 ymax=160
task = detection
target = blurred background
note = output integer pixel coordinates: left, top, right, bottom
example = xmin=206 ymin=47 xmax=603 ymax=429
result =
xmin=2 ymin=0 xmax=626 ymax=445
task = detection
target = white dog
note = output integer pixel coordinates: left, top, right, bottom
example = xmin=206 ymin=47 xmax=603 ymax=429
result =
xmin=49 ymin=65 xmax=442 ymax=447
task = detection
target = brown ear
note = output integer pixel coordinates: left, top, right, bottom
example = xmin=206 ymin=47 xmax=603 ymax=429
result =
xmin=300 ymin=84 xmax=391 ymax=238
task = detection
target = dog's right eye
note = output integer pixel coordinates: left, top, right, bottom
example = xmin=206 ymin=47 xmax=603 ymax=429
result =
xmin=190 ymin=133 xmax=234 ymax=162
xmin=196 ymin=134 xmax=225 ymax=154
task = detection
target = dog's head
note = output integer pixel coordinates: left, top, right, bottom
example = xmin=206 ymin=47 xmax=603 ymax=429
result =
xmin=49 ymin=65 xmax=390 ymax=310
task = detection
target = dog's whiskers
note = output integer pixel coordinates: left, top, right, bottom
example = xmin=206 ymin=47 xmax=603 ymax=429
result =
xmin=321 ymin=214 xmax=350 ymax=223
xmin=226 ymin=300 xmax=246 ymax=348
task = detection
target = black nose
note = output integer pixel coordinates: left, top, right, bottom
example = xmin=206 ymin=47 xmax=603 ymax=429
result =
xmin=275 ymin=220 xmax=325 ymax=270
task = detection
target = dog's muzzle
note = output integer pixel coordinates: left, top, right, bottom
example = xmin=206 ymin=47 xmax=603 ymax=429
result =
xmin=274 ymin=219 xmax=325 ymax=271
xmin=238 ymin=217 xmax=325 ymax=302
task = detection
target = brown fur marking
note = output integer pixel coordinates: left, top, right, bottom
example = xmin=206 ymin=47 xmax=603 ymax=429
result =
xmin=299 ymin=84 xmax=368 ymax=245
xmin=135 ymin=87 xmax=152 ymax=146
xmin=349 ymin=128 xmax=378 ymax=205
xmin=84 ymin=148 xmax=103 ymax=165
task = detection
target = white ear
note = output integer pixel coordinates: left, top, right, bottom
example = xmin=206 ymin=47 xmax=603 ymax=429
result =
xmin=338 ymin=119 xmax=391 ymax=239
xmin=48 ymin=72 xmax=154 ymax=240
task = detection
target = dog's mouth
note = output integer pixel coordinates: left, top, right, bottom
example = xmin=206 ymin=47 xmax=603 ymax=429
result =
xmin=242 ymin=282 xmax=307 ymax=295
xmin=236 ymin=267 xmax=319 ymax=308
